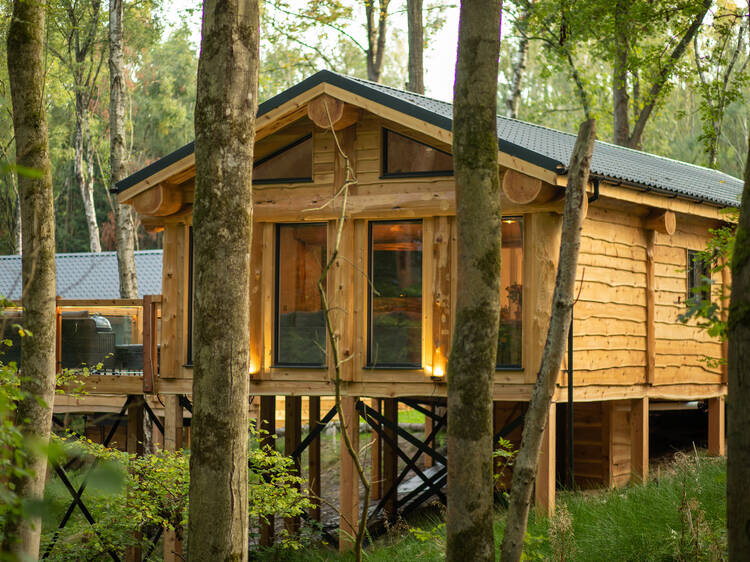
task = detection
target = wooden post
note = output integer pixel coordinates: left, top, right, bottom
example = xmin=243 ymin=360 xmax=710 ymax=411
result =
xmin=708 ymin=396 xmax=726 ymax=456
xmin=126 ymin=396 xmax=145 ymax=562
xmin=339 ymin=396 xmax=360 ymax=552
xmin=163 ymin=395 xmax=183 ymax=562
xmin=285 ymin=396 xmax=302 ymax=534
xmin=383 ymin=398 xmax=398 ymax=521
xmin=308 ymin=396 xmax=322 ymax=521
xmin=645 ymin=230 xmax=656 ymax=384
xmin=370 ymin=399 xmax=382 ymax=499
xmin=630 ymin=397 xmax=648 ymax=484
xmin=259 ymin=395 xmax=276 ymax=546
xmin=534 ymin=402 xmax=556 ymax=517
xmin=55 ymin=299 xmax=62 ymax=373
xmin=424 ymin=403 xmax=434 ymax=469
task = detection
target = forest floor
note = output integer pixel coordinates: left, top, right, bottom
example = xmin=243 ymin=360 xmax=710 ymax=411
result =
xmin=261 ymin=451 xmax=727 ymax=561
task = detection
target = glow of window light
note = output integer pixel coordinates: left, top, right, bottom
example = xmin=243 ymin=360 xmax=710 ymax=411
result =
xmin=425 ymin=364 xmax=432 ymax=375
xmin=433 ymin=365 xmax=445 ymax=377
xmin=249 ymin=360 xmax=259 ymax=375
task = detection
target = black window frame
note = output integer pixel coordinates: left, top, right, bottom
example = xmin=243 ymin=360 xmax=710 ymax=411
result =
xmin=381 ymin=129 xmax=454 ymax=179
xmin=367 ymin=219 xmax=424 ymax=369
xmin=496 ymin=216 xmax=524 ymax=371
xmin=687 ymin=249 xmax=711 ymax=305
xmin=253 ymin=134 xmax=314 ymax=185
xmin=273 ymin=222 xmax=328 ymax=368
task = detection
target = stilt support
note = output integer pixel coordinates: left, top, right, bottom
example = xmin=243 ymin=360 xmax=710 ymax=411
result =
xmin=285 ymin=396 xmax=302 ymax=534
xmin=308 ymin=396 xmax=322 ymax=521
xmin=708 ymin=396 xmax=726 ymax=457
xmin=370 ymin=399 xmax=382 ymax=499
xmin=630 ymin=397 xmax=648 ymax=484
xmin=535 ymin=402 xmax=556 ymax=517
xmin=163 ymin=395 xmax=183 ymax=562
xmin=126 ymin=395 xmax=145 ymax=562
xmin=382 ymin=398 xmax=398 ymax=521
xmin=259 ymin=395 xmax=276 ymax=546
xmin=339 ymin=396 xmax=360 ymax=552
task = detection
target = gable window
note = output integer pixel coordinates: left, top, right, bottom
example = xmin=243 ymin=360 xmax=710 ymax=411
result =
xmin=497 ymin=217 xmax=523 ymax=368
xmin=368 ymin=220 xmax=422 ymax=367
xmin=687 ymin=249 xmax=710 ymax=304
xmin=382 ymin=129 xmax=453 ymax=177
xmin=253 ymin=135 xmax=313 ymax=184
xmin=275 ymin=223 xmax=327 ymax=366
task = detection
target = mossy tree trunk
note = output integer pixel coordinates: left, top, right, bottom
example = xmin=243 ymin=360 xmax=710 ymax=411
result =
xmin=188 ymin=0 xmax=259 ymax=560
xmin=109 ymin=0 xmax=138 ymax=298
xmin=499 ymin=119 xmax=595 ymax=562
xmin=728 ymin=136 xmax=750 ymax=558
xmin=446 ymin=2 xmax=502 ymax=560
xmin=4 ymin=0 xmax=57 ymax=557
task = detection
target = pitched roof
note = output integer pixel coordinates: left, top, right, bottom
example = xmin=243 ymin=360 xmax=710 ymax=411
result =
xmin=0 ymin=250 xmax=163 ymax=301
xmin=115 ymin=70 xmax=744 ymax=208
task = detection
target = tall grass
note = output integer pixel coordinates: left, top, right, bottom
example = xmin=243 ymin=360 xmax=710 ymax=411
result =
xmin=260 ymin=453 xmax=726 ymax=561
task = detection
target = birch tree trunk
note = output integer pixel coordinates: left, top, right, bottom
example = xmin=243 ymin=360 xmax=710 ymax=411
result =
xmin=505 ymin=0 xmax=532 ymax=119
xmin=4 ymin=0 xmax=57 ymax=557
xmin=446 ymin=2 xmax=502 ymax=560
xmin=109 ymin=0 xmax=138 ymax=298
xmin=75 ymin=93 xmax=101 ymax=252
xmin=499 ymin=119 xmax=595 ymax=562
xmin=406 ymin=0 xmax=424 ymax=94
xmin=188 ymin=0 xmax=259 ymax=559
xmin=727 ymin=135 xmax=750 ymax=559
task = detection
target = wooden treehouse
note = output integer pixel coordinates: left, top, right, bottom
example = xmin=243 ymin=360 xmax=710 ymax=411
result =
xmin=86 ymin=70 xmax=739 ymax=552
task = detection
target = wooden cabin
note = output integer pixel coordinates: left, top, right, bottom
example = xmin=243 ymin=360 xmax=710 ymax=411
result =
xmin=105 ymin=71 xmax=739 ymax=550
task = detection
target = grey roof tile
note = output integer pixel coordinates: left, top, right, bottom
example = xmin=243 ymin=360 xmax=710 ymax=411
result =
xmin=0 ymin=250 xmax=163 ymax=300
xmin=115 ymin=70 xmax=744 ymax=208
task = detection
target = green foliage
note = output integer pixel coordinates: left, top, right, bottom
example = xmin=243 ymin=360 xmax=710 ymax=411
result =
xmin=37 ymin=426 xmax=311 ymax=560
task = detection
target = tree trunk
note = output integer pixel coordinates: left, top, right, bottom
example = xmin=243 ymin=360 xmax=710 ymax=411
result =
xmin=406 ymin=0 xmax=424 ymax=94
xmin=727 ymin=135 xmax=750 ymax=558
xmin=188 ymin=0 xmax=259 ymax=560
xmin=4 ymin=0 xmax=57 ymax=557
xmin=505 ymin=0 xmax=532 ymax=119
xmin=612 ymin=0 xmax=630 ymax=146
xmin=499 ymin=119 xmax=595 ymax=562
xmin=109 ymin=0 xmax=138 ymax=298
xmin=446 ymin=1 xmax=502 ymax=560
xmin=366 ymin=0 xmax=389 ymax=82
xmin=75 ymin=92 xmax=101 ymax=252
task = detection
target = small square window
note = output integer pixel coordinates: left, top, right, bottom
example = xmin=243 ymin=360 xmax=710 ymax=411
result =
xmin=687 ymin=250 xmax=710 ymax=304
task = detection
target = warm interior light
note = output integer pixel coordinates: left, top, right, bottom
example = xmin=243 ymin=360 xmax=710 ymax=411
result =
xmin=433 ymin=365 xmax=445 ymax=377
xmin=425 ymin=364 xmax=433 ymax=375
xmin=249 ymin=360 xmax=259 ymax=375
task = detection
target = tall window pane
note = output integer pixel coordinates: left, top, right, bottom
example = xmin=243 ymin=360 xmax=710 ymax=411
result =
xmin=369 ymin=221 xmax=422 ymax=367
xmin=276 ymin=223 xmax=327 ymax=365
xmin=498 ymin=217 xmax=523 ymax=367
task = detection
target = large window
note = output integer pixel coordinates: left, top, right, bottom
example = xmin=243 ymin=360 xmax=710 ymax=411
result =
xmin=368 ymin=221 xmax=423 ymax=367
xmin=382 ymin=129 xmax=453 ymax=177
xmin=275 ymin=223 xmax=327 ymax=366
xmin=687 ymin=249 xmax=710 ymax=305
xmin=254 ymin=135 xmax=313 ymax=184
xmin=497 ymin=218 xmax=523 ymax=368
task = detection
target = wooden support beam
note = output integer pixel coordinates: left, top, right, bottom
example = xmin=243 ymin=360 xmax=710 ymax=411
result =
xmin=339 ymin=396 xmax=360 ymax=552
xmin=424 ymin=403 xmax=435 ymax=469
xmin=308 ymin=396 xmax=322 ymax=521
xmin=126 ymin=396 xmax=145 ymax=562
xmin=708 ymin=396 xmax=726 ymax=457
xmin=285 ymin=396 xmax=302 ymax=534
xmin=644 ymin=209 xmax=676 ymax=235
xmin=645 ymin=230 xmax=656 ymax=385
xmin=535 ymin=402 xmax=556 ymax=517
xmin=383 ymin=398 xmax=398 ymax=521
xmin=259 ymin=396 xmax=276 ymax=546
xmin=132 ymin=182 xmax=183 ymax=216
xmin=370 ymin=399 xmax=383 ymax=499
xmin=307 ymin=94 xmax=361 ymax=130
xmin=163 ymin=395 xmax=183 ymax=562
xmin=501 ymin=169 xmax=558 ymax=205
xmin=630 ymin=397 xmax=649 ymax=484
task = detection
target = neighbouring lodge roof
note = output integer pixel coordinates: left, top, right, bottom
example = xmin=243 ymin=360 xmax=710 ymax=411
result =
xmin=115 ymin=70 xmax=744 ymax=208
xmin=0 ymin=250 xmax=163 ymax=300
